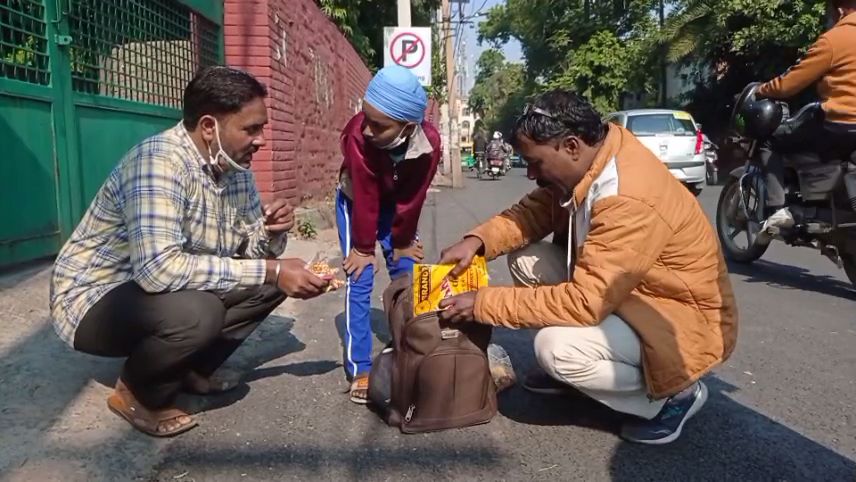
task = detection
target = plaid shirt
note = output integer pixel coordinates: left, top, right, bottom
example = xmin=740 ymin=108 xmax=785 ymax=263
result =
xmin=50 ymin=123 xmax=285 ymax=347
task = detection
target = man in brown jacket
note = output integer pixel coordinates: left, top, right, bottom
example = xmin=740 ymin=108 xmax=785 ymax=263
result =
xmin=756 ymin=0 xmax=856 ymax=232
xmin=438 ymin=90 xmax=738 ymax=445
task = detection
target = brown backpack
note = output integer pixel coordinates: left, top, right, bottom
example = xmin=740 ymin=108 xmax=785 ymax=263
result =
xmin=368 ymin=275 xmax=497 ymax=433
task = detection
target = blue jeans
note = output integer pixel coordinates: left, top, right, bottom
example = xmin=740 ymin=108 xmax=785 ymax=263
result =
xmin=335 ymin=188 xmax=415 ymax=378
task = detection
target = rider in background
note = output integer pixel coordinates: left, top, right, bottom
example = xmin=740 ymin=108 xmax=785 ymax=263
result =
xmin=756 ymin=0 xmax=856 ymax=234
xmin=487 ymin=131 xmax=511 ymax=173
xmin=473 ymin=125 xmax=488 ymax=174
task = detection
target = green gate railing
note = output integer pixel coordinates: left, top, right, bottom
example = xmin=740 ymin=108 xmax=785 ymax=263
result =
xmin=0 ymin=0 xmax=223 ymax=267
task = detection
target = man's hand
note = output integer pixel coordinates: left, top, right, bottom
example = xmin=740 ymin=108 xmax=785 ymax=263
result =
xmin=393 ymin=240 xmax=425 ymax=263
xmin=263 ymin=199 xmax=294 ymax=234
xmin=276 ymin=258 xmax=329 ymax=299
xmin=343 ymin=248 xmax=375 ymax=282
xmin=438 ymin=291 xmax=477 ymax=324
xmin=438 ymin=236 xmax=485 ymax=278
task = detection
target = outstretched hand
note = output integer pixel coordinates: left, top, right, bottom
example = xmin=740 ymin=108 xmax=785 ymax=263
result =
xmin=438 ymin=236 xmax=485 ymax=278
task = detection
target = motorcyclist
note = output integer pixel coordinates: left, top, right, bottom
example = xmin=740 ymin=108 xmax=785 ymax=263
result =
xmin=473 ymin=128 xmax=488 ymax=174
xmin=756 ymin=0 xmax=856 ymax=235
xmin=486 ymin=131 xmax=512 ymax=173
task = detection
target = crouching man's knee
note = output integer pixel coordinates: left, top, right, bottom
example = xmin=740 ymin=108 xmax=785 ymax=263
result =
xmin=507 ymin=242 xmax=566 ymax=287
xmin=533 ymin=327 xmax=601 ymax=389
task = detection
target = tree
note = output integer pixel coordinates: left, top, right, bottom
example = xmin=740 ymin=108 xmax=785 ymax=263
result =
xmin=479 ymin=0 xmax=657 ymax=81
xmin=468 ymin=50 xmax=528 ymax=134
xmin=318 ymin=0 xmax=440 ymax=70
xmin=473 ymin=0 xmax=829 ymax=138
xmin=659 ymin=0 xmax=825 ymax=137
xmin=548 ymin=30 xmax=647 ymax=114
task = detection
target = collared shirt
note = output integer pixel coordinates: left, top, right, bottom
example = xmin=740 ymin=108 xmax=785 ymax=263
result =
xmin=50 ymin=123 xmax=285 ymax=346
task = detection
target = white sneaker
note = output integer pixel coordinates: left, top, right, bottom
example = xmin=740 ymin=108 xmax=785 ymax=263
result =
xmin=756 ymin=207 xmax=794 ymax=245
xmin=762 ymin=207 xmax=795 ymax=231
xmin=755 ymin=207 xmax=794 ymax=245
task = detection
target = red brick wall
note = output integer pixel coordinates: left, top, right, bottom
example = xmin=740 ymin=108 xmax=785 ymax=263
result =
xmin=224 ymin=1 xmax=440 ymax=205
xmin=224 ymin=0 xmax=372 ymax=205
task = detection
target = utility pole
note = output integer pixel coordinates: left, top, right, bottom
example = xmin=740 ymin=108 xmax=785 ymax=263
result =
xmin=658 ymin=0 xmax=668 ymax=106
xmin=397 ymin=0 xmax=411 ymax=27
xmin=442 ymin=0 xmax=463 ymax=188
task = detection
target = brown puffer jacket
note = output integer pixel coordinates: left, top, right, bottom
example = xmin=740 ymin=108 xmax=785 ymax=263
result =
xmin=468 ymin=124 xmax=738 ymax=399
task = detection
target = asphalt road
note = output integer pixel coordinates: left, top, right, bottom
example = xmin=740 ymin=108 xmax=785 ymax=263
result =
xmin=151 ymin=169 xmax=856 ymax=481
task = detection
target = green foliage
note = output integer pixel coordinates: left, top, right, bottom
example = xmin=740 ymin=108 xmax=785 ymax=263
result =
xmin=297 ymin=218 xmax=318 ymax=240
xmin=317 ymin=0 xmax=444 ymax=98
xmin=317 ymin=0 xmax=440 ymax=70
xmin=473 ymin=0 xmax=828 ymax=139
xmin=547 ymin=31 xmax=645 ymax=114
xmin=468 ymin=50 xmax=530 ymax=134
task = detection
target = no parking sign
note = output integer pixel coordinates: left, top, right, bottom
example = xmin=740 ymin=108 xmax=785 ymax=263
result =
xmin=383 ymin=27 xmax=432 ymax=86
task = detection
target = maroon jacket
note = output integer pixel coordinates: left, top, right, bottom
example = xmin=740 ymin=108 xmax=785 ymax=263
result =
xmin=340 ymin=112 xmax=441 ymax=253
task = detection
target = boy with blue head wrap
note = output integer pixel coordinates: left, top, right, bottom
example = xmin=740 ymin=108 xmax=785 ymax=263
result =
xmin=336 ymin=66 xmax=441 ymax=403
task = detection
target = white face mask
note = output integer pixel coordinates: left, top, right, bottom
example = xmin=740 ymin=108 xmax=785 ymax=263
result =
xmin=207 ymin=118 xmax=249 ymax=172
xmin=378 ymin=123 xmax=414 ymax=151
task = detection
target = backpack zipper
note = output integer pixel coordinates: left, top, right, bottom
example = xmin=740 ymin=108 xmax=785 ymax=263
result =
xmin=404 ymin=404 xmax=415 ymax=423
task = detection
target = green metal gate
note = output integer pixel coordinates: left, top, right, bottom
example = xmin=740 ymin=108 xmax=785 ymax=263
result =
xmin=0 ymin=0 xmax=223 ymax=267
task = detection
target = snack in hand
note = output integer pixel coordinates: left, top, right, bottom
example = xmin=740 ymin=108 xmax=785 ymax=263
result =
xmin=308 ymin=260 xmax=345 ymax=292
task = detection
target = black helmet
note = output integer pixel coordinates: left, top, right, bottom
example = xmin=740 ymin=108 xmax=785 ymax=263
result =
xmin=731 ymin=83 xmax=784 ymax=139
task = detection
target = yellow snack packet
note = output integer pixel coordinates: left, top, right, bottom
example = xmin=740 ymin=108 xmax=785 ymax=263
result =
xmin=413 ymin=257 xmax=489 ymax=315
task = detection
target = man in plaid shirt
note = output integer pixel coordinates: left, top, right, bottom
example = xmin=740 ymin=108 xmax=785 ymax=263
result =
xmin=50 ymin=67 xmax=332 ymax=437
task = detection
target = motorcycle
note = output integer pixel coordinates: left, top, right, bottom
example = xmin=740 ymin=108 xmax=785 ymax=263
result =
xmin=483 ymin=156 xmax=505 ymax=180
xmin=703 ymin=135 xmax=719 ymax=185
xmin=715 ymin=82 xmax=856 ymax=288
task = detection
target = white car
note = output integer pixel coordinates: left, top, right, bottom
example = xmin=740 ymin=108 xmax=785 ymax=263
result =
xmin=605 ymin=109 xmax=706 ymax=195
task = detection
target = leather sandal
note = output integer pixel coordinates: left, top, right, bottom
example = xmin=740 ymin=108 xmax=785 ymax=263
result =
xmin=107 ymin=390 xmax=197 ymax=437
xmin=349 ymin=374 xmax=370 ymax=405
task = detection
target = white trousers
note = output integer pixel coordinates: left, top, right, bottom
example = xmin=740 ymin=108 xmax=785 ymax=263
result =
xmin=509 ymin=242 xmax=667 ymax=419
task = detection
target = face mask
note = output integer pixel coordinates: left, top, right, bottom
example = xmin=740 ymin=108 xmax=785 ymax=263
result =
xmin=207 ymin=118 xmax=248 ymax=173
xmin=378 ymin=123 xmax=413 ymax=151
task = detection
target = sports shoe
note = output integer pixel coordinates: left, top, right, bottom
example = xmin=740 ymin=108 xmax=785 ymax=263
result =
xmin=755 ymin=207 xmax=794 ymax=245
xmin=620 ymin=381 xmax=708 ymax=445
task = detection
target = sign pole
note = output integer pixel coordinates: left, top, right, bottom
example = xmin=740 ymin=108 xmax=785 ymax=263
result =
xmin=442 ymin=0 xmax=463 ymax=188
xmin=397 ymin=0 xmax=411 ymax=27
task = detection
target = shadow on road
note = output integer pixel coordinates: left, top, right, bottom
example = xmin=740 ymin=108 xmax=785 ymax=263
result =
xmin=244 ymin=359 xmax=340 ymax=382
xmin=727 ymin=259 xmax=856 ymax=300
xmin=0 ymin=312 xmax=307 ymax=479
xmin=498 ymin=361 xmax=856 ymax=479
xmin=152 ymin=444 xmax=503 ymax=480
xmin=333 ymin=308 xmax=391 ymax=377
xmin=608 ymin=376 xmax=856 ymax=479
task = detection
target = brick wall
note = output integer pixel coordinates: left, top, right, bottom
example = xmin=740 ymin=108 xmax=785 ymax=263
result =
xmin=224 ymin=1 xmax=442 ymax=205
xmin=224 ymin=0 xmax=372 ymax=205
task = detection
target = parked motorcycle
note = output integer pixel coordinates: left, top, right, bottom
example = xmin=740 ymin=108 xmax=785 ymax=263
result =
xmin=715 ymin=82 xmax=856 ymax=287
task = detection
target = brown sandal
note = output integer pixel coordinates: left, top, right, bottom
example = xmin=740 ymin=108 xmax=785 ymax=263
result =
xmin=107 ymin=391 xmax=197 ymax=437
xmin=349 ymin=374 xmax=370 ymax=405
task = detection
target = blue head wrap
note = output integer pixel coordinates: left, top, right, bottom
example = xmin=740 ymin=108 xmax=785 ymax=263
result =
xmin=364 ymin=66 xmax=427 ymax=124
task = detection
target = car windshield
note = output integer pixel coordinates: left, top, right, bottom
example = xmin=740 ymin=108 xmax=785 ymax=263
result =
xmin=627 ymin=113 xmax=697 ymax=137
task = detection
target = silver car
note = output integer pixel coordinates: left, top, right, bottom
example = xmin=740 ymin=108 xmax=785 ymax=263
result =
xmin=606 ymin=109 xmax=707 ymax=195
